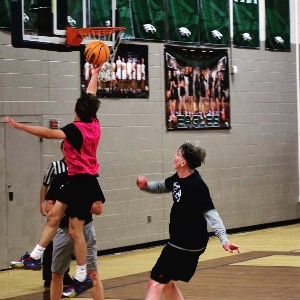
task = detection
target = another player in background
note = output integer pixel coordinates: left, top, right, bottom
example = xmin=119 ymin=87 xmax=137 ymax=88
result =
xmin=40 ymin=141 xmax=72 ymax=288
xmin=43 ymin=172 xmax=104 ymax=299
xmin=40 ymin=141 xmax=67 ymax=216
xmin=136 ymin=142 xmax=240 ymax=300
xmin=5 ymin=64 xmax=104 ymax=297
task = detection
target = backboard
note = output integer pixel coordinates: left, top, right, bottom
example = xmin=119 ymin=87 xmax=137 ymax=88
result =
xmin=11 ymin=0 xmax=117 ymax=51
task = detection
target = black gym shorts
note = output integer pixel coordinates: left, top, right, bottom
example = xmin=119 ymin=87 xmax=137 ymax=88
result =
xmin=59 ymin=174 xmax=105 ymax=221
xmin=150 ymin=243 xmax=206 ymax=284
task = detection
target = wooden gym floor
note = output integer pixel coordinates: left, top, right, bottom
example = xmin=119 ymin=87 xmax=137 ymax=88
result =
xmin=0 ymin=223 xmax=299 ymax=300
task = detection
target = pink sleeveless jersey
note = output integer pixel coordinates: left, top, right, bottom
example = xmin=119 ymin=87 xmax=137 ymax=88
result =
xmin=63 ymin=118 xmax=100 ymax=176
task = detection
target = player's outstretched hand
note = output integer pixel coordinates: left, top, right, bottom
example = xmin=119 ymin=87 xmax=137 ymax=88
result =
xmin=136 ymin=176 xmax=148 ymax=189
xmin=90 ymin=64 xmax=102 ymax=76
xmin=4 ymin=117 xmax=20 ymax=129
xmin=223 ymin=242 xmax=240 ymax=253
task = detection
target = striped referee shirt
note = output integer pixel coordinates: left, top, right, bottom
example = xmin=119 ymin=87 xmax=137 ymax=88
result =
xmin=42 ymin=159 xmax=67 ymax=187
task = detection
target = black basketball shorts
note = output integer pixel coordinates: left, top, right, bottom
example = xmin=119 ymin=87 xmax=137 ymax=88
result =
xmin=150 ymin=243 xmax=206 ymax=284
xmin=59 ymin=174 xmax=105 ymax=221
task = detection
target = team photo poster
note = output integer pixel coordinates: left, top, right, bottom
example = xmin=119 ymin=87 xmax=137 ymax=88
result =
xmin=165 ymin=45 xmax=230 ymax=130
xmin=81 ymin=44 xmax=149 ymax=98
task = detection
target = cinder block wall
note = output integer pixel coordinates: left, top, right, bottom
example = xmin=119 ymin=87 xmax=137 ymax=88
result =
xmin=1 ymin=0 xmax=300 ymax=252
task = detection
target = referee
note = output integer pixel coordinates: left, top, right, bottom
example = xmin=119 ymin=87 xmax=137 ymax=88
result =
xmin=40 ymin=141 xmax=67 ymax=215
xmin=40 ymin=141 xmax=72 ymax=288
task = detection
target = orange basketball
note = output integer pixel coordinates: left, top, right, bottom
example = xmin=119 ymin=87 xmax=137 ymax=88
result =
xmin=84 ymin=40 xmax=110 ymax=66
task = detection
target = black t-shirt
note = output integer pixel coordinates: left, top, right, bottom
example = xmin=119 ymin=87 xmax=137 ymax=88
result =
xmin=165 ymin=170 xmax=215 ymax=250
xmin=61 ymin=123 xmax=83 ymax=154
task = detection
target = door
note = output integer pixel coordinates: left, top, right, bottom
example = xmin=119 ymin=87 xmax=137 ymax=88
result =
xmin=0 ymin=117 xmax=43 ymax=270
xmin=0 ymin=123 xmax=7 ymax=269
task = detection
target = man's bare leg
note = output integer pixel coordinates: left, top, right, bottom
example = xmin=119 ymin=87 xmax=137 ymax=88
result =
xmin=68 ymin=217 xmax=87 ymax=281
xmin=145 ymin=279 xmax=165 ymax=300
xmin=89 ymin=270 xmax=104 ymax=300
xmin=30 ymin=201 xmax=67 ymax=260
xmin=163 ymin=280 xmax=184 ymax=300
xmin=38 ymin=201 xmax=67 ymax=247
xmin=50 ymin=272 xmax=64 ymax=300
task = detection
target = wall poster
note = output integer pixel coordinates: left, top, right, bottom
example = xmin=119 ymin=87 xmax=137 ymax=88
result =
xmin=81 ymin=44 xmax=149 ymax=98
xmin=165 ymin=45 xmax=230 ymax=130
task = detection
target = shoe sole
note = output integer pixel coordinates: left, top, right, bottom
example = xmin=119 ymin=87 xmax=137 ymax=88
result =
xmin=63 ymin=290 xmax=76 ymax=298
xmin=10 ymin=262 xmax=42 ymax=271
xmin=10 ymin=262 xmax=23 ymax=268
xmin=63 ymin=281 xmax=93 ymax=298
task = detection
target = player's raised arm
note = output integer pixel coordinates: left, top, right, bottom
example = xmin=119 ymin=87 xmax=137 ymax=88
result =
xmin=86 ymin=64 xmax=101 ymax=95
xmin=136 ymin=176 xmax=170 ymax=194
xmin=4 ymin=116 xmax=66 ymax=139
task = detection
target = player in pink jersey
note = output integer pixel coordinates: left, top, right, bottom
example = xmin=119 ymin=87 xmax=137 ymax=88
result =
xmin=5 ymin=64 xmax=104 ymax=298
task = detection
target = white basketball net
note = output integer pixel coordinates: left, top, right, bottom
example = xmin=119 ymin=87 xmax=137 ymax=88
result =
xmin=79 ymin=28 xmax=125 ymax=62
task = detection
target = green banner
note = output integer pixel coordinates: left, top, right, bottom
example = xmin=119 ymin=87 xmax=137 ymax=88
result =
xmin=131 ymin=0 xmax=165 ymax=41
xmin=167 ymin=0 xmax=199 ymax=43
xmin=0 ymin=0 xmax=11 ymax=28
xmin=91 ymin=0 xmax=111 ymax=27
xmin=117 ymin=0 xmax=134 ymax=38
xmin=199 ymin=0 xmax=230 ymax=46
xmin=233 ymin=0 xmax=259 ymax=48
xmin=265 ymin=0 xmax=290 ymax=51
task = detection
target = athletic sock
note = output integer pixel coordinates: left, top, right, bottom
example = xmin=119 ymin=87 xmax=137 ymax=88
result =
xmin=74 ymin=264 xmax=87 ymax=282
xmin=30 ymin=244 xmax=46 ymax=260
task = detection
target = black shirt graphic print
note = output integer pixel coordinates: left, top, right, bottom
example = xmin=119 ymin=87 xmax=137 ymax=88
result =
xmin=165 ymin=170 xmax=215 ymax=250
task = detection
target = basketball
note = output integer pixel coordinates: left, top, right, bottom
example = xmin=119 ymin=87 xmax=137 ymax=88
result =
xmin=84 ymin=40 xmax=110 ymax=66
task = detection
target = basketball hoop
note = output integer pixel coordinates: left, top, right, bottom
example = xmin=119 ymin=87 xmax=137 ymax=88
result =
xmin=66 ymin=26 xmax=126 ymax=61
